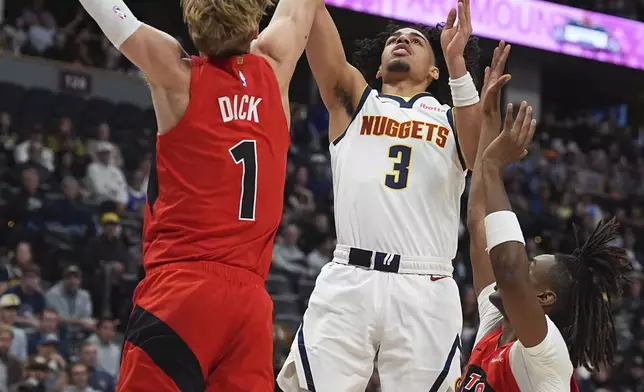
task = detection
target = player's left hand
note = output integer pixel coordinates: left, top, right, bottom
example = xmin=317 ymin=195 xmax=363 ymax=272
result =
xmin=440 ymin=0 xmax=472 ymax=63
xmin=482 ymin=101 xmax=536 ymax=168
xmin=481 ymin=41 xmax=511 ymax=115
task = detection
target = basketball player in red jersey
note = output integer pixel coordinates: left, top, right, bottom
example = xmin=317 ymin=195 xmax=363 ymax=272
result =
xmin=459 ymin=41 xmax=631 ymax=392
xmin=76 ymin=0 xmax=321 ymax=390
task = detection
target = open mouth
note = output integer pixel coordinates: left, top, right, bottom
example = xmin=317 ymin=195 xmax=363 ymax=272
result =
xmin=393 ymin=43 xmax=411 ymax=56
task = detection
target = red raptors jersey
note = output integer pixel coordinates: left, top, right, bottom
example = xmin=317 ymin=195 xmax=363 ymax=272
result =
xmin=143 ymin=54 xmax=289 ymax=279
xmin=458 ymin=328 xmax=579 ymax=392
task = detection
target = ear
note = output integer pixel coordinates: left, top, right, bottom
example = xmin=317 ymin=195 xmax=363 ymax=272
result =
xmin=429 ymin=65 xmax=439 ymax=81
xmin=376 ymin=66 xmax=382 ymax=80
xmin=537 ymin=290 xmax=557 ymax=307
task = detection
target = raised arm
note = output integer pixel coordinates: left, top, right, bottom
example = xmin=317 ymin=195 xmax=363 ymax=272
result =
xmin=467 ymin=41 xmax=510 ymax=296
xmin=304 ymin=6 xmax=368 ymax=141
xmin=440 ymin=0 xmax=481 ymax=169
xmin=78 ymin=0 xmax=189 ymax=89
xmin=480 ymin=101 xmax=544 ymax=348
xmin=251 ymin=0 xmax=325 ymax=95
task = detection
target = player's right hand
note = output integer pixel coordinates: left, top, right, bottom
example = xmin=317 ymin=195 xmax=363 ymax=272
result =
xmin=482 ymin=101 xmax=536 ymax=168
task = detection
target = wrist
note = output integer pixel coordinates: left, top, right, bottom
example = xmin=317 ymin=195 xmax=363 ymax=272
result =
xmin=481 ymin=156 xmax=504 ymax=173
xmin=449 ymin=72 xmax=479 ymax=107
xmin=446 ymin=56 xmax=467 ymax=78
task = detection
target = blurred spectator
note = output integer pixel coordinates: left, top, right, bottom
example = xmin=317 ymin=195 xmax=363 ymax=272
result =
xmin=34 ymin=334 xmax=66 ymax=390
xmin=28 ymin=308 xmax=68 ymax=359
xmin=77 ymin=343 xmax=113 ymax=392
xmin=273 ymin=224 xmax=306 ymax=274
xmin=14 ymin=128 xmax=54 ymax=174
xmin=6 ymin=168 xmax=46 ymax=241
xmin=0 ymin=324 xmax=23 ymax=391
xmin=83 ymin=213 xmax=129 ymax=294
xmin=125 ymin=170 xmax=146 ymax=216
xmin=85 ymin=318 xmax=119 ymax=380
xmin=17 ymin=354 xmax=51 ymax=392
xmin=0 ymin=294 xmax=28 ymax=363
xmin=306 ymin=236 xmax=335 ymax=276
xmin=44 ymin=266 xmax=95 ymax=339
xmin=46 ymin=118 xmax=84 ymax=159
xmin=42 ymin=177 xmax=94 ymax=244
xmin=86 ymin=124 xmax=122 ymax=169
xmin=5 ymin=264 xmax=45 ymax=329
xmin=84 ymin=143 xmax=127 ymax=207
xmin=63 ymin=363 xmax=97 ymax=392
xmin=4 ymin=242 xmax=35 ymax=287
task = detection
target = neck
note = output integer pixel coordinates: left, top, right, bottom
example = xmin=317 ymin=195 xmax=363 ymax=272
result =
xmin=498 ymin=319 xmax=517 ymax=346
xmin=381 ymin=79 xmax=427 ymax=98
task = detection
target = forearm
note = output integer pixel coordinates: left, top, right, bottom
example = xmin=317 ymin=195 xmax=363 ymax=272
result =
xmin=454 ymin=104 xmax=482 ymax=169
xmin=482 ymin=159 xmax=512 ymax=215
xmin=77 ymin=0 xmax=142 ymax=49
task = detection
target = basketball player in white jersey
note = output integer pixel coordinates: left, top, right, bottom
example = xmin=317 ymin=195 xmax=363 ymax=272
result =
xmin=278 ymin=1 xmax=487 ymax=391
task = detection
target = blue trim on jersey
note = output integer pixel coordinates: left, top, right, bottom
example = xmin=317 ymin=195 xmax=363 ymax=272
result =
xmin=446 ymin=107 xmax=467 ymax=171
xmin=428 ymin=334 xmax=461 ymax=392
xmin=379 ymin=91 xmax=433 ymax=109
xmin=332 ymin=85 xmax=372 ymax=146
xmin=297 ymin=324 xmax=317 ymax=391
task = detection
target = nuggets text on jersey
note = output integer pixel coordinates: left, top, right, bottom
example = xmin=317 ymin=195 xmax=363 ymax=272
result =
xmin=359 ymin=115 xmax=450 ymax=148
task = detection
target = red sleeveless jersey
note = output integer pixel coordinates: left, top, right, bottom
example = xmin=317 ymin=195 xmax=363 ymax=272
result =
xmin=143 ymin=54 xmax=289 ymax=279
xmin=458 ymin=328 xmax=579 ymax=392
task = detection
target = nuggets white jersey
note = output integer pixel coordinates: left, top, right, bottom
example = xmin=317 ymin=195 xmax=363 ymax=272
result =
xmin=330 ymin=86 xmax=467 ymax=260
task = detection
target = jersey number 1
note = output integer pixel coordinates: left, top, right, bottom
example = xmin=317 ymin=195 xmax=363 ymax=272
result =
xmin=385 ymin=145 xmax=412 ymax=190
xmin=229 ymin=140 xmax=257 ymax=221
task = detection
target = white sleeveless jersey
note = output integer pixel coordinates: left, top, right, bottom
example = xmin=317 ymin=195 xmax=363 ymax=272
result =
xmin=330 ymin=86 xmax=467 ymax=260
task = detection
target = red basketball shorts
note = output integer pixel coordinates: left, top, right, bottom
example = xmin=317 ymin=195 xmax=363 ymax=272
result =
xmin=116 ymin=261 xmax=274 ymax=392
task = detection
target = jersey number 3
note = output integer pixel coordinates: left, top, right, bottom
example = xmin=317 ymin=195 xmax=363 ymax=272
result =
xmin=229 ymin=140 xmax=258 ymax=221
xmin=385 ymin=145 xmax=412 ymax=190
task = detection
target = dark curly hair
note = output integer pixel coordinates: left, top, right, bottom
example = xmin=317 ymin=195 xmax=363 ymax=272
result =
xmin=352 ymin=22 xmax=481 ymax=106
xmin=548 ymin=218 xmax=631 ymax=370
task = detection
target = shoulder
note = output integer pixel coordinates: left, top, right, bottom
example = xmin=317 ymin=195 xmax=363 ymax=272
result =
xmin=509 ymin=317 xmax=573 ymax=382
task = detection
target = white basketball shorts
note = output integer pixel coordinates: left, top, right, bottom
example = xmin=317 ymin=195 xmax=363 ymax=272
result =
xmin=277 ymin=262 xmax=463 ymax=392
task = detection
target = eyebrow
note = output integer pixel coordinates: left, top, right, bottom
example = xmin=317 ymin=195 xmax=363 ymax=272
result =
xmin=388 ymin=31 xmax=428 ymax=43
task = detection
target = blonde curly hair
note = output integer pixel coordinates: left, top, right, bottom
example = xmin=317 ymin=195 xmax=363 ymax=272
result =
xmin=182 ymin=0 xmax=274 ymax=59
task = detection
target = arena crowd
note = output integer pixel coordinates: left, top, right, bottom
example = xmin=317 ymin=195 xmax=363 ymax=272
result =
xmin=0 ymin=0 xmax=643 ymax=391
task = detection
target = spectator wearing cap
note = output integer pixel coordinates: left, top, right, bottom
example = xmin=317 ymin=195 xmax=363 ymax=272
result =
xmin=0 ymin=294 xmax=28 ymax=362
xmin=28 ymin=308 xmax=68 ymax=359
xmin=85 ymin=318 xmax=119 ymax=380
xmin=0 ymin=323 xmax=23 ymax=391
xmin=34 ymin=333 xmax=66 ymax=389
xmin=5 ymin=264 xmax=45 ymax=329
xmin=77 ymin=343 xmax=114 ymax=392
xmin=83 ymin=213 xmax=129 ymax=317
xmin=84 ymin=142 xmax=128 ymax=208
xmin=64 ymin=362 xmax=98 ymax=392
xmin=45 ymin=266 xmax=95 ymax=339
xmin=86 ymin=123 xmax=122 ymax=168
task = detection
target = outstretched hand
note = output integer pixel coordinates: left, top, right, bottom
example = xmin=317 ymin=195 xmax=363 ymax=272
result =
xmin=481 ymin=41 xmax=511 ymax=115
xmin=440 ymin=0 xmax=472 ymax=63
xmin=482 ymin=101 xmax=536 ymax=169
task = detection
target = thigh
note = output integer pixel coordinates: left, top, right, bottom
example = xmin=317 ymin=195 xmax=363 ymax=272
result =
xmin=117 ymin=308 xmax=204 ymax=392
xmin=277 ymin=263 xmax=378 ymax=392
xmin=207 ymin=286 xmax=274 ymax=392
xmin=378 ymin=275 xmax=463 ymax=392
xmin=120 ymin=269 xmax=238 ymax=391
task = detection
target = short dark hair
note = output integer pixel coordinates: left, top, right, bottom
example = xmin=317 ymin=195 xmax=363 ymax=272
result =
xmin=352 ymin=22 xmax=481 ymax=105
xmin=548 ymin=218 xmax=631 ymax=370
